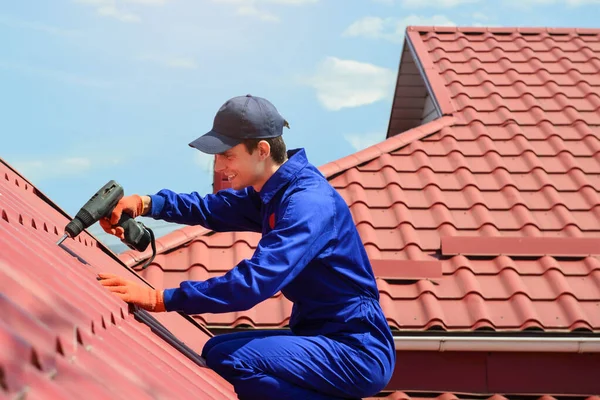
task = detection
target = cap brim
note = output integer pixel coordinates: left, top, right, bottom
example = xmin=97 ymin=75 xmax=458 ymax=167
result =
xmin=188 ymin=130 xmax=241 ymax=154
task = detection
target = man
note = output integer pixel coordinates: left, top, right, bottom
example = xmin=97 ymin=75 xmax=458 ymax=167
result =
xmin=98 ymin=94 xmax=396 ymax=400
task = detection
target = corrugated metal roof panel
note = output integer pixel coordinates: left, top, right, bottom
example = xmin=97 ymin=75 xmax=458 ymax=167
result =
xmin=0 ymin=158 xmax=237 ymax=399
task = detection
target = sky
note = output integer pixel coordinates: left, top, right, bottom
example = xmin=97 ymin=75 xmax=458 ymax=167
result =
xmin=1 ymin=0 xmax=598 ymax=251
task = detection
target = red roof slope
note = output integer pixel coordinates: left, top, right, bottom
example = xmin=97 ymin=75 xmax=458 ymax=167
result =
xmin=0 ymin=159 xmax=237 ymax=399
xmin=121 ymin=26 xmax=600 ymax=333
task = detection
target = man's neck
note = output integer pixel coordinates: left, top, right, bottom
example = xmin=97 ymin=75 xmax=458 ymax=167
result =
xmin=254 ymin=158 xmax=287 ymax=192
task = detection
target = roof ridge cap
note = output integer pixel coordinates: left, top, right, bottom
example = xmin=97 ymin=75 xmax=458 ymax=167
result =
xmin=407 ymin=25 xmax=600 ymax=35
xmin=318 ymin=115 xmax=456 ymax=179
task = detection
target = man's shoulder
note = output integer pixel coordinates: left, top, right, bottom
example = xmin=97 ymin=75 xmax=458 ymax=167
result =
xmin=291 ymin=165 xmax=334 ymax=192
xmin=282 ymin=172 xmax=337 ymax=214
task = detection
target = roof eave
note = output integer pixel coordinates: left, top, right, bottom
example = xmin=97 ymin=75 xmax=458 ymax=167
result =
xmin=394 ymin=335 xmax=600 ymax=353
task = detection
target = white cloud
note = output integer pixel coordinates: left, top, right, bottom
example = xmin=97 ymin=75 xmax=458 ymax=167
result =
xmin=237 ymin=5 xmax=279 ymax=22
xmin=209 ymin=0 xmax=318 ymax=22
xmin=74 ymin=0 xmax=170 ymax=23
xmin=305 ymin=57 xmax=396 ymax=111
xmin=12 ymin=154 xmax=124 ymax=182
xmin=165 ymin=58 xmax=199 ymax=69
xmin=12 ymin=157 xmax=93 ymax=181
xmin=522 ymin=0 xmax=600 ymax=3
xmin=343 ymin=15 xmax=456 ymax=43
xmin=344 ymin=132 xmax=384 ymax=151
xmin=472 ymin=12 xmax=489 ymax=20
xmin=0 ymin=14 xmax=80 ymax=37
xmin=139 ymin=55 xmax=199 ymax=69
xmin=97 ymin=5 xmax=141 ymax=22
xmin=343 ymin=16 xmax=389 ymax=40
xmin=64 ymin=158 xmax=93 ymax=168
xmin=126 ymin=0 xmax=169 ymax=4
xmin=504 ymin=0 xmax=600 ymax=6
xmin=565 ymin=0 xmax=600 ymax=3
xmin=401 ymin=0 xmax=479 ymax=6
xmin=0 ymin=61 xmax=112 ymax=88
xmin=268 ymin=0 xmax=318 ymax=3
xmin=211 ymin=0 xmax=317 ymax=3
xmin=372 ymin=0 xmax=479 ymax=6
xmin=472 ymin=22 xmax=503 ymax=27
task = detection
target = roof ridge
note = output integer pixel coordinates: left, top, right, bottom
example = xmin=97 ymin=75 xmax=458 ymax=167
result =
xmin=319 ymin=115 xmax=456 ymax=179
xmin=407 ymin=25 xmax=600 ymax=35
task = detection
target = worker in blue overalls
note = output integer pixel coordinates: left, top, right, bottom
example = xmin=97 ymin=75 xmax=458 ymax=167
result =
xmin=98 ymin=94 xmax=396 ymax=400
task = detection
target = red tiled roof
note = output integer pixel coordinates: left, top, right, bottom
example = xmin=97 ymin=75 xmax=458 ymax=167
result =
xmin=0 ymin=159 xmax=237 ymax=399
xmin=120 ymin=26 xmax=600 ymax=333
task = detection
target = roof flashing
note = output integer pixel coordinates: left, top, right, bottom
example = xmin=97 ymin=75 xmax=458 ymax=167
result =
xmin=371 ymin=259 xmax=443 ymax=281
xmin=441 ymin=237 xmax=600 ymax=258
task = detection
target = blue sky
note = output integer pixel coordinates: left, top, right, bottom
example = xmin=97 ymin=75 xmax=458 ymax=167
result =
xmin=1 ymin=0 xmax=597 ymax=250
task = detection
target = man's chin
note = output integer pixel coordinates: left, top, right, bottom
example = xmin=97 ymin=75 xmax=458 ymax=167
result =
xmin=230 ymin=181 xmax=245 ymax=191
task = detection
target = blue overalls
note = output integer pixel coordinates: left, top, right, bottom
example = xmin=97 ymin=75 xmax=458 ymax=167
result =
xmin=147 ymin=148 xmax=396 ymax=400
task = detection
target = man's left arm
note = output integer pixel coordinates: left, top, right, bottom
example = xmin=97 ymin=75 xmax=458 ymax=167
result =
xmin=162 ymin=190 xmax=336 ymax=314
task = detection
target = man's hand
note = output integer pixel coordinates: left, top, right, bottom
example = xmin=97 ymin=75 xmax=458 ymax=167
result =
xmin=97 ymin=273 xmax=165 ymax=312
xmin=99 ymin=195 xmax=148 ymax=239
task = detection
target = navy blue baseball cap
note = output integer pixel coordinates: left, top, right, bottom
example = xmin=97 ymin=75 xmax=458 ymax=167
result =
xmin=189 ymin=94 xmax=289 ymax=154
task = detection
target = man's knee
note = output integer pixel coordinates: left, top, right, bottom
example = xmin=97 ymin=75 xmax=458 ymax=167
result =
xmin=201 ymin=335 xmax=221 ymax=358
xmin=205 ymin=344 xmax=231 ymax=374
xmin=205 ymin=342 xmax=254 ymax=380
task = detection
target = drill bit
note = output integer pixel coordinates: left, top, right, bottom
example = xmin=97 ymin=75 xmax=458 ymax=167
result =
xmin=56 ymin=233 xmax=69 ymax=246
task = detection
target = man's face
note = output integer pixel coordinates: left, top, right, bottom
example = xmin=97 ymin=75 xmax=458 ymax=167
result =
xmin=214 ymin=143 xmax=266 ymax=191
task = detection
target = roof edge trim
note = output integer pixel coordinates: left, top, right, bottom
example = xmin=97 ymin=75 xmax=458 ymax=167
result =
xmin=406 ymin=31 xmax=442 ymax=118
xmin=406 ymin=29 xmax=456 ymax=116
xmin=319 ymin=115 xmax=456 ymax=179
xmin=394 ymin=335 xmax=600 ymax=353
xmin=134 ymin=308 xmax=209 ymax=368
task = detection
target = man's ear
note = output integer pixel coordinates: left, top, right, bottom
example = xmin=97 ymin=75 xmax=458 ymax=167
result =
xmin=257 ymin=140 xmax=271 ymax=160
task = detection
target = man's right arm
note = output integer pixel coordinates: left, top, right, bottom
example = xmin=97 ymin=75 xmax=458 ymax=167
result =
xmin=143 ymin=188 xmax=263 ymax=233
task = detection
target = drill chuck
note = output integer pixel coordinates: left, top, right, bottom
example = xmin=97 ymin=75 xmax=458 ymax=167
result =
xmin=61 ymin=180 xmax=152 ymax=252
xmin=65 ymin=209 xmax=96 ymax=239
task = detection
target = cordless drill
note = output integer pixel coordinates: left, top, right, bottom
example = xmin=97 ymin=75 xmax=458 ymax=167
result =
xmin=57 ymin=180 xmax=152 ymax=252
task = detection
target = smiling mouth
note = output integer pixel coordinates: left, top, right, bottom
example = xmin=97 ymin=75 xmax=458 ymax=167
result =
xmin=227 ymin=174 xmax=237 ymax=182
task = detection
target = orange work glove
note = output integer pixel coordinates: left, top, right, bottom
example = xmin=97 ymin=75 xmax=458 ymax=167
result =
xmin=97 ymin=273 xmax=165 ymax=312
xmin=99 ymin=195 xmax=144 ymax=239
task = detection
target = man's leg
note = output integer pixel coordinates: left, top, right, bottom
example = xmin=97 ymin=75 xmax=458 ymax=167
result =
xmin=204 ymin=334 xmax=382 ymax=400
xmin=201 ymin=329 xmax=292 ymax=359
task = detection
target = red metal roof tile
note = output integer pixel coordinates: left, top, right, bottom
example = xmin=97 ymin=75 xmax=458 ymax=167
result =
xmin=120 ymin=27 xmax=600 ymax=334
xmin=0 ymin=159 xmax=237 ymax=399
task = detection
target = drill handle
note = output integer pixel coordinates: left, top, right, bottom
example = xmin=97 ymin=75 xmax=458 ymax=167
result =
xmin=118 ymin=213 xmax=151 ymax=252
